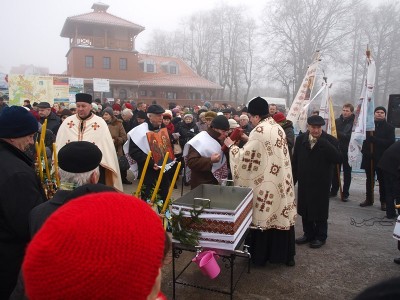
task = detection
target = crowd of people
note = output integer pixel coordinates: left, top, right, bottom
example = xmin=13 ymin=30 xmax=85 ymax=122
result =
xmin=0 ymin=93 xmax=399 ymax=299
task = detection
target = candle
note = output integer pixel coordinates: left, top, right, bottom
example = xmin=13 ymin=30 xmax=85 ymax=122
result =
xmin=161 ymin=161 xmax=181 ymax=214
xmin=35 ymin=141 xmax=43 ymax=181
xmin=150 ymin=152 xmax=169 ymax=203
xmin=40 ymin=119 xmax=48 ymax=144
xmin=52 ymin=143 xmax=60 ymax=187
xmin=134 ymin=151 xmax=152 ymax=198
xmin=41 ymin=139 xmax=51 ymax=181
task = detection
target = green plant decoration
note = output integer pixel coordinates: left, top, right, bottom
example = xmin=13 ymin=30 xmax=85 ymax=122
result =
xmin=171 ymin=204 xmax=204 ymax=246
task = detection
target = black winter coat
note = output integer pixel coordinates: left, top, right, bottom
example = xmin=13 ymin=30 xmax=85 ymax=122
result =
xmin=361 ymin=119 xmax=395 ymax=169
xmin=177 ymin=121 xmax=199 ymax=148
xmin=0 ymin=140 xmax=45 ymax=298
xmin=335 ymin=114 xmax=355 ymax=153
xmin=39 ymin=111 xmax=61 ymax=134
xmin=292 ymin=131 xmax=341 ymax=221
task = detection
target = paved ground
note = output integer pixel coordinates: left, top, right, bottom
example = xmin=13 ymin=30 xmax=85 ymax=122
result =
xmin=123 ymin=172 xmax=400 ymax=300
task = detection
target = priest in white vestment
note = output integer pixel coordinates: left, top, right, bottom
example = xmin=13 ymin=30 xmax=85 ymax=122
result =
xmin=56 ymin=93 xmax=123 ymax=192
xmin=225 ymin=96 xmax=297 ymax=266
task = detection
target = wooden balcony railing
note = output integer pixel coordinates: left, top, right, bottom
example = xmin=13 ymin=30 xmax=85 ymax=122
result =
xmin=70 ymin=36 xmax=133 ymax=51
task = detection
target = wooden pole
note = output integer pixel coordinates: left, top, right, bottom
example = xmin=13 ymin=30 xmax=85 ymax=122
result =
xmin=336 ymin=164 xmax=344 ymax=201
xmin=369 ymin=131 xmax=375 ymax=204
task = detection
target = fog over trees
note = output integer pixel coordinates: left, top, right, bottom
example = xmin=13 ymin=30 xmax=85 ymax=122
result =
xmin=144 ymin=0 xmax=400 ymax=107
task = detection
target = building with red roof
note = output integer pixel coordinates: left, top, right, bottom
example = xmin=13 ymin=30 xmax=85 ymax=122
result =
xmin=60 ymin=2 xmax=222 ymax=105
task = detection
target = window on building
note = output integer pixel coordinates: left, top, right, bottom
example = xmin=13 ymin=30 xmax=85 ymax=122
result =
xmin=169 ymin=65 xmax=177 ymax=74
xmin=146 ymin=62 xmax=155 ymax=73
xmin=85 ymin=56 xmax=94 ymax=68
xmin=103 ymin=57 xmax=111 ymax=69
xmin=119 ymin=58 xmax=127 ymax=70
xmin=119 ymin=89 xmax=127 ymax=100
xmin=149 ymin=90 xmax=156 ymax=97
xmin=166 ymin=92 xmax=177 ymax=99
xmin=140 ymin=90 xmax=147 ymax=96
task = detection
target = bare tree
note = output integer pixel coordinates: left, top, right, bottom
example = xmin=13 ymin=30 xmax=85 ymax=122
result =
xmin=262 ymin=0 xmax=357 ymax=94
xmin=364 ymin=1 xmax=400 ymax=105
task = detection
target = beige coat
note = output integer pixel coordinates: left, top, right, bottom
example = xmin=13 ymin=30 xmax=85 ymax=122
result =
xmin=106 ymin=117 xmax=127 ymax=157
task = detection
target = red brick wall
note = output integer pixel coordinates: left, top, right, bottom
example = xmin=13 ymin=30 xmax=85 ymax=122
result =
xmin=67 ymin=47 xmax=139 ymax=80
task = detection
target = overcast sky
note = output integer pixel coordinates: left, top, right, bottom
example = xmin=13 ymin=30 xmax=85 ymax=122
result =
xmin=0 ymin=0 xmax=264 ymax=74
xmin=1 ymin=0 xmax=385 ymax=75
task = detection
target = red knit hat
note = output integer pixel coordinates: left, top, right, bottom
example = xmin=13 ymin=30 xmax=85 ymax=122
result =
xmin=23 ymin=192 xmax=165 ymax=300
xmin=273 ymin=112 xmax=286 ymax=123
xmin=112 ymin=103 xmax=121 ymax=111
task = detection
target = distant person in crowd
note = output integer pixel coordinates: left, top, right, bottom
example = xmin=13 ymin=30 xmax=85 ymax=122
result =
xmin=239 ymin=114 xmax=252 ymax=135
xmin=52 ymin=103 xmax=62 ymax=116
xmin=330 ymin=103 xmax=355 ymax=201
xmin=204 ymin=111 xmax=217 ymax=128
xmin=378 ymin=141 xmax=400 ymax=219
xmin=135 ymin=110 xmax=147 ymax=127
xmin=311 ymin=109 xmax=320 ymax=116
xmin=293 ymin=115 xmax=341 ymax=249
xmin=23 ymin=99 xmax=39 ymax=120
xmin=68 ymin=102 xmax=77 ymax=114
xmin=225 ymin=97 xmax=296 ymax=266
xmin=56 ymin=93 xmax=123 ymax=192
xmin=112 ymin=103 xmax=121 ymax=118
xmin=91 ymin=103 xmax=100 ymax=115
xmin=359 ymin=106 xmax=395 ymax=210
xmin=196 ymin=112 xmax=208 ymax=132
xmin=269 ymin=103 xmax=278 ymax=115
xmin=126 ymin=104 xmax=172 ymax=200
xmin=121 ymin=108 xmax=134 ymax=133
xmin=273 ymin=112 xmax=295 ymax=160
xmin=23 ymin=99 xmax=32 ymax=109
xmin=241 ymin=106 xmax=248 ymax=115
xmin=238 ymin=114 xmax=252 ymax=148
xmin=59 ymin=109 xmax=72 ymax=122
xmin=162 ymin=111 xmax=175 ymax=135
xmin=22 ymin=193 xmax=168 ymax=300
xmin=176 ymin=114 xmax=199 ymax=153
xmin=232 ymin=112 xmax=240 ymax=123
xmin=222 ymin=108 xmax=232 ymax=119
xmin=36 ymin=102 xmax=61 ymax=133
xmin=0 ymin=96 xmax=9 ymax=113
xmin=0 ymin=106 xmax=45 ymax=299
xmin=184 ymin=115 xmax=229 ymax=189
xmin=102 ymin=107 xmax=129 ymax=185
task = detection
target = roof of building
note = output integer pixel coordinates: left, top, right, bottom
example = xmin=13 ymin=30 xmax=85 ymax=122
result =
xmin=60 ymin=2 xmax=145 ymax=37
xmin=136 ymin=54 xmax=222 ymax=90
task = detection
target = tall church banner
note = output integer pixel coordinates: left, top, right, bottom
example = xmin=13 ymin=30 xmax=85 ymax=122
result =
xmin=287 ymin=51 xmax=321 ymax=133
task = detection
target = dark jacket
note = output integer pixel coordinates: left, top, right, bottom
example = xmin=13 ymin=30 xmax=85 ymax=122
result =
xmin=280 ymin=120 xmax=295 ymax=158
xmin=378 ymin=141 xmax=400 ymax=177
xmin=292 ymin=131 xmax=341 ymax=221
xmin=186 ymin=128 xmax=221 ymax=189
xmin=0 ymin=140 xmax=45 ymax=299
xmin=40 ymin=111 xmax=61 ymax=134
xmin=361 ymin=119 xmax=395 ymax=169
xmin=335 ymin=114 xmax=355 ymax=153
xmin=177 ymin=121 xmax=199 ymax=148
